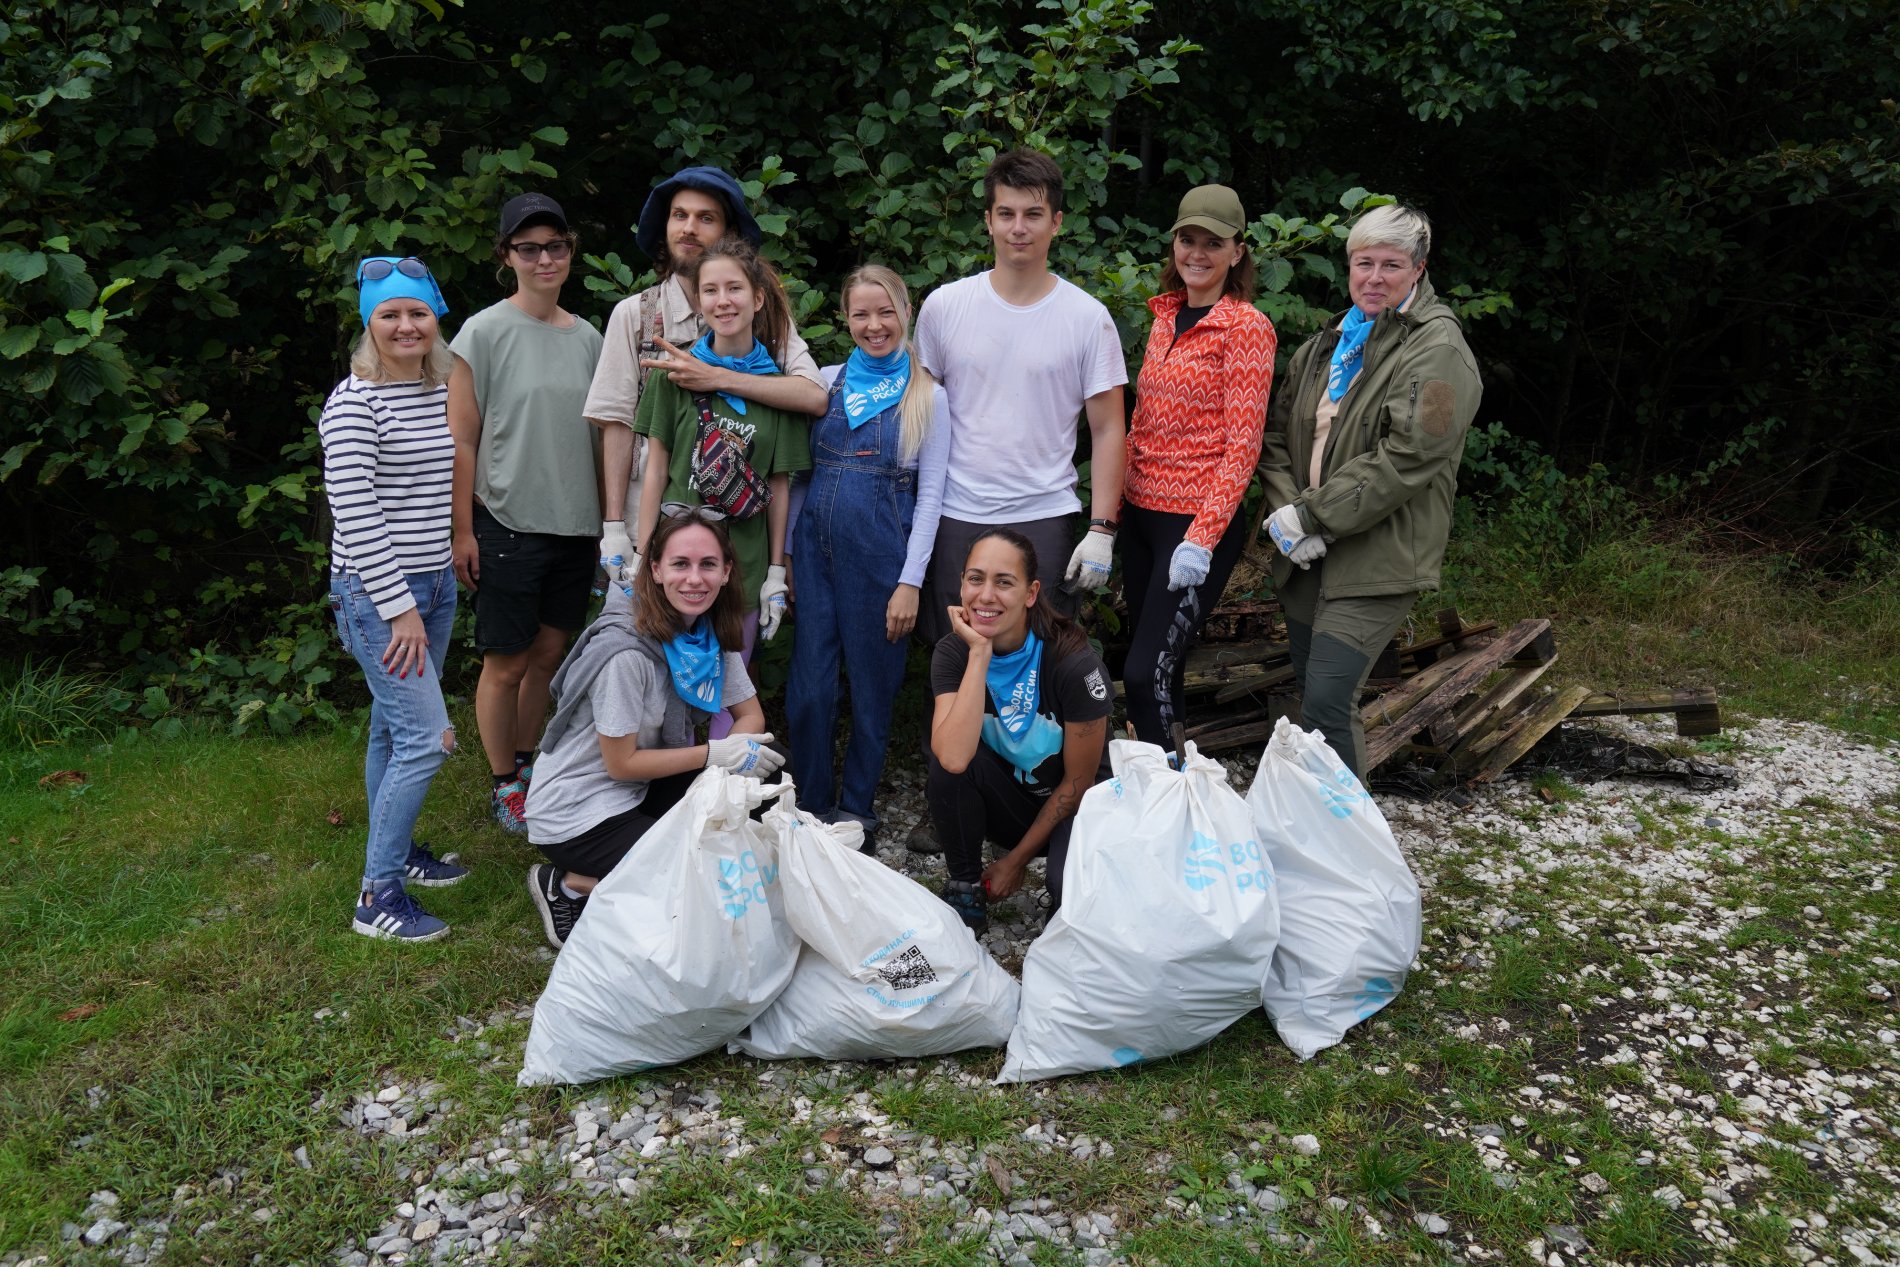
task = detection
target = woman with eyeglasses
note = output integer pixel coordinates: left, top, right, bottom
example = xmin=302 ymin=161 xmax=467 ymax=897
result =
xmin=323 ymin=255 xmax=466 ymax=942
xmin=631 ymin=239 xmax=811 ymax=739
xmin=783 ymin=265 xmax=949 ymax=850
xmin=448 ymin=193 xmax=605 ymax=837
xmin=522 ymin=507 xmax=787 ymax=949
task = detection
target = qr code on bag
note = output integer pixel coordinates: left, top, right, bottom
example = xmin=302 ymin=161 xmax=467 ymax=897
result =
xmin=875 ymin=945 xmax=939 ymax=991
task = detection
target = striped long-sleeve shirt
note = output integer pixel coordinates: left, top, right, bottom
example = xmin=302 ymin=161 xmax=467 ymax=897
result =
xmin=319 ymin=375 xmax=454 ymax=619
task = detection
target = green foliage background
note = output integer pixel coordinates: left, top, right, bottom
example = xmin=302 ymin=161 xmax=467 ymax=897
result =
xmin=2 ymin=0 xmax=1895 ymax=729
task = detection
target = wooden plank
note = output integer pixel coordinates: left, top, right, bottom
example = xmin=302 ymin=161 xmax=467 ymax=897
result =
xmin=1212 ymin=663 xmax=1297 ymax=704
xmin=1428 ymin=654 xmax=1558 ymax=748
xmin=1456 ymin=692 xmax=1541 ymax=761
xmin=1363 ymin=618 xmax=1552 ymax=771
xmin=1572 ymin=689 xmax=1719 ymax=718
xmin=1188 ymin=720 xmax=1276 ymax=755
xmin=1468 ymin=684 xmax=1594 ymax=783
xmin=1395 ymin=619 xmax=1499 ymax=669
xmin=1359 ymin=639 xmax=1495 ymax=731
xmin=1185 ymin=707 xmax=1266 ymax=741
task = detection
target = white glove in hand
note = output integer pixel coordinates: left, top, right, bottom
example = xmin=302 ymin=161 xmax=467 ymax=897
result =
xmin=1289 ymin=534 xmax=1327 ymax=569
xmin=599 ymin=520 xmax=636 ymax=594
xmin=1064 ymin=530 xmax=1115 ymax=591
xmin=758 ymin=564 xmax=789 ymax=640
xmin=1265 ymin=504 xmax=1312 ymax=558
xmin=1166 ymin=541 xmax=1212 ymax=592
xmin=705 ymin=732 xmax=787 ymax=777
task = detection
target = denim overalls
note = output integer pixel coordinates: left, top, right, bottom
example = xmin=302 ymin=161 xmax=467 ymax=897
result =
xmin=785 ymin=377 xmax=917 ymax=831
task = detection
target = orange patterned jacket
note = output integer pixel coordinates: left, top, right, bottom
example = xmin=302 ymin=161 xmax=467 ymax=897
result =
xmin=1123 ymin=291 xmax=1278 ymax=550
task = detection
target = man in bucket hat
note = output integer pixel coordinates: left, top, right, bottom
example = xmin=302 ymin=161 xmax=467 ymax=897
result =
xmin=584 ymin=166 xmax=828 ymax=590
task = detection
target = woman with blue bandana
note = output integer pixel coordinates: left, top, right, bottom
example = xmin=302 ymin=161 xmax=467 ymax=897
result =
xmin=783 ymin=265 xmax=950 ymax=851
xmin=522 ymin=507 xmax=786 ymax=950
xmin=631 ymin=239 xmax=812 ymax=739
xmin=322 ymin=256 xmax=466 ymax=942
xmin=926 ymin=529 xmax=1112 ymax=933
xmin=1258 ymin=203 xmax=1483 ymax=779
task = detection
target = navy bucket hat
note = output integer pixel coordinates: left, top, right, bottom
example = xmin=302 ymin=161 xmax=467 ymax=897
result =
xmin=633 ymin=166 xmax=763 ymax=260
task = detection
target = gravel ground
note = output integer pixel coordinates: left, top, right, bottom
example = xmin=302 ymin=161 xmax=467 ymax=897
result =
xmin=16 ymin=717 xmax=1898 ymax=1267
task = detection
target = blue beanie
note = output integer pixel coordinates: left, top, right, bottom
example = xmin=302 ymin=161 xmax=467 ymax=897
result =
xmin=357 ymin=257 xmax=451 ymax=328
xmin=634 ymin=166 xmax=763 ymax=261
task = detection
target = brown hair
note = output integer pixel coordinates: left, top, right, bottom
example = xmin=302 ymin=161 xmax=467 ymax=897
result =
xmin=490 ymin=222 xmax=579 ymax=292
xmin=965 ymin=527 xmax=1090 ymax=661
xmin=1158 ymin=233 xmax=1259 ymax=303
xmin=633 ymin=508 xmax=747 ymax=651
xmin=677 ymin=239 xmax=797 ymax=365
xmin=984 ymin=149 xmax=1065 ymax=214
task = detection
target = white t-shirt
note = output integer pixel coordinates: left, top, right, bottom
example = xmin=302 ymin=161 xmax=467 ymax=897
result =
xmin=914 ymin=271 xmax=1127 ymax=522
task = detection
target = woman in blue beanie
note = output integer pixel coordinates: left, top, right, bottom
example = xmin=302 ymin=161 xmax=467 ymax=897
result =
xmin=322 ymin=255 xmax=467 ymax=942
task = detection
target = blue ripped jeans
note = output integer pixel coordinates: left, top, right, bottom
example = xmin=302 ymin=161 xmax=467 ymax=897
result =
xmin=330 ymin=568 xmax=457 ymax=891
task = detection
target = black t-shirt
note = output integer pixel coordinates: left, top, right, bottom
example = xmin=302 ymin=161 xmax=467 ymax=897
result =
xmin=1173 ymin=302 xmax=1214 ymax=341
xmin=930 ymin=634 xmax=1114 ymax=794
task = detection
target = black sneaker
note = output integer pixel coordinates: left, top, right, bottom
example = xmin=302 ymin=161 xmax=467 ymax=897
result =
xmin=941 ymin=880 xmax=988 ymax=934
xmin=906 ymin=823 xmax=944 ymax=857
xmin=404 ymin=842 xmax=469 ymax=887
xmin=527 ymin=863 xmax=585 ymax=950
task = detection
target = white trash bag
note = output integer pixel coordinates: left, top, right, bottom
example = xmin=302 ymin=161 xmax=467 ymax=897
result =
xmin=519 ymin=768 xmax=798 ymax=1085
xmin=735 ymin=801 xmax=1019 ymax=1060
xmin=998 ymin=739 xmax=1280 ymax=1083
xmin=1246 ymin=716 xmax=1421 ymax=1060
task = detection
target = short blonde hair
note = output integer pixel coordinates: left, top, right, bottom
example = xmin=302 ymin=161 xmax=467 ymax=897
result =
xmin=1347 ymin=203 xmax=1432 ymax=266
xmin=349 ymin=325 xmax=454 ymax=387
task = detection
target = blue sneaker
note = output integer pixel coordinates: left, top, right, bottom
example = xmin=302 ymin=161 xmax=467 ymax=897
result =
xmin=352 ymin=883 xmax=449 ymax=942
xmin=492 ymin=779 xmax=528 ymax=835
xmin=941 ymin=880 xmax=988 ymax=934
xmin=404 ymin=842 xmax=469 ymax=887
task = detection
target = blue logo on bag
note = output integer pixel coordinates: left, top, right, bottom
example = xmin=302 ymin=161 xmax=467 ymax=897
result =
xmin=1182 ymin=832 xmax=1227 ymax=891
xmin=1352 ymin=976 xmax=1398 ymax=1019
xmin=717 ymin=849 xmax=779 ymax=920
xmin=1111 ymin=1046 xmax=1142 ymax=1066
xmin=1320 ymin=768 xmax=1371 ymax=819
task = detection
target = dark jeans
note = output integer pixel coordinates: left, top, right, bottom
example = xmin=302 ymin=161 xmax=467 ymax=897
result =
xmin=1118 ymin=502 xmax=1253 ymax=746
xmin=925 ymin=744 xmax=1072 ymax=909
xmin=534 ymin=770 xmax=695 ymax=879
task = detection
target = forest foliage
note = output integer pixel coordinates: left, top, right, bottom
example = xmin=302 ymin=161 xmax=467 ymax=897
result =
xmin=2 ymin=0 xmax=1895 ymax=730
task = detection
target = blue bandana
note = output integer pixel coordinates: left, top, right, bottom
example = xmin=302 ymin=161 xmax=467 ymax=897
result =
xmin=357 ymin=257 xmax=450 ymax=329
xmin=661 ymin=616 xmax=724 ymax=712
xmin=689 ymin=334 xmax=780 ymax=415
xmin=979 ymin=631 xmax=1065 ymax=781
xmin=841 ymin=346 xmax=909 ymax=430
xmin=1326 ymin=304 xmax=1375 ymax=402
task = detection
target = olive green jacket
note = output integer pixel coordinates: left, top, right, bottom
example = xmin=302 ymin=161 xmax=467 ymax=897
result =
xmin=1258 ymin=273 xmax=1482 ymax=598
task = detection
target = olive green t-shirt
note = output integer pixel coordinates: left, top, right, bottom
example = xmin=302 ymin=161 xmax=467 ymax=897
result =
xmin=449 ymin=299 xmax=604 ymax=537
xmin=632 ymin=371 xmax=811 ymax=611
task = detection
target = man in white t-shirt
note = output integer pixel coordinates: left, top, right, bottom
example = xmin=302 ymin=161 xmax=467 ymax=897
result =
xmin=913 ymin=148 xmax=1128 ymax=640
xmin=584 ymin=166 xmax=828 ymax=590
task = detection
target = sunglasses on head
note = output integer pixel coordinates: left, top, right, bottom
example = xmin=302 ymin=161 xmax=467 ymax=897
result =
xmin=358 ymin=257 xmax=430 ymax=283
xmin=660 ymin=501 xmax=729 ymax=522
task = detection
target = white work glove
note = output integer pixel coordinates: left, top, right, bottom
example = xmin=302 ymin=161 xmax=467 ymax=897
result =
xmin=599 ymin=520 xmax=636 ymax=594
xmin=704 ymin=732 xmax=787 ymax=777
xmin=1166 ymin=541 xmax=1212 ymax=592
xmin=1265 ymin=504 xmax=1324 ymax=570
xmin=1289 ymin=534 xmax=1327 ymax=567
xmin=758 ymin=564 xmax=789 ymax=640
xmin=1064 ymin=530 xmax=1115 ymax=591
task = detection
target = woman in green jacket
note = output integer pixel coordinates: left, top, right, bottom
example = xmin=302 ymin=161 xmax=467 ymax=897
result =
xmin=1258 ymin=203 xmax=1482 ymax=780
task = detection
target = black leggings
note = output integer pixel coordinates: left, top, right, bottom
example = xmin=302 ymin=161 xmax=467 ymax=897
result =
xmin=925 ymin=744 xmax=1072 ymax=909
xmin=1119 ymin=502 xmax=1253 ymax=746
xmin=535 ymin=770 xmax=696 ymax=879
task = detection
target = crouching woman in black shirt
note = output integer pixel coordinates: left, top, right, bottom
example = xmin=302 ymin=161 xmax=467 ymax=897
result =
xmin=927 ymin=528 xmax=1111 ymax=934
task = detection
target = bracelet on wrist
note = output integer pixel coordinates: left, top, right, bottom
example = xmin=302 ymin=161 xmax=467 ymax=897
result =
xmin=1088 ymin=517 xmax=1119 ymax=534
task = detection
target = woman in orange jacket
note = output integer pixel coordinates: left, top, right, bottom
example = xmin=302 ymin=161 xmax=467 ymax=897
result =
xmin=1119 ymin=184 xmax=1277 ymax=745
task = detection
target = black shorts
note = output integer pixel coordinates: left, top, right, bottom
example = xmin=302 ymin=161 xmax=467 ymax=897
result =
xmin=471 ymin=502 xmax=596 ymax=655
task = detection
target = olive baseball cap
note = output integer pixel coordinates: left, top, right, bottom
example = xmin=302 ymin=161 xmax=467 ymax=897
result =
xmin=1168 ymin=184 xmax=1246 ymax=237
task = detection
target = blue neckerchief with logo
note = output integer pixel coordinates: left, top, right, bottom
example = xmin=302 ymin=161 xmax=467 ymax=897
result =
xmin=661 ymin=616 xmax=724 ymax=711
xmin=842 ymin=346 xmax=909 ymax=430
xmin=1326 ymin=304 xmax=1376 ymax=402
xmin=689 ymin=333 xmax=779 ymax=415
xmin=980 ymin=631 xmax=1064 ymax=781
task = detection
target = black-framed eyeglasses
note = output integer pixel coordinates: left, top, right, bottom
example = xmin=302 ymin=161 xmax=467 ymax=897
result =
xmin=506 ymin=240 xmax=573 ymax=262
xmin=660 ymin=501 xmax=729 ymax=522
xmin=358 ymin=257 xmax=430 ymax=283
